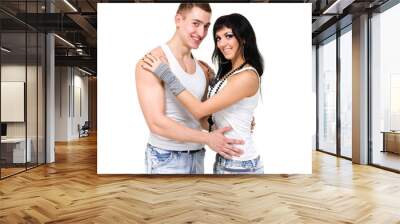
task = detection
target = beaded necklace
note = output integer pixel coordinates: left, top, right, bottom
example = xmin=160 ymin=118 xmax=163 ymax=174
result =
xmin=207 ymin=61 xmax=247 ymax=132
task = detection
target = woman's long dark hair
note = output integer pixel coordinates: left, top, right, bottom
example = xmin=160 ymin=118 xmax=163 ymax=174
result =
xmin=212 ymin=13 xmax=264 ymax=80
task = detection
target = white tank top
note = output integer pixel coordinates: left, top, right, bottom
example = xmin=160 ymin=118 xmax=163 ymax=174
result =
xmin=209 ymin=67 xmax=260 ymax=161
xmin=148 ymin=44 xmax=206 ymax=151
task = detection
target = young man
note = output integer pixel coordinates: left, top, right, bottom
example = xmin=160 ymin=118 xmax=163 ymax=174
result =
xmin=135 ymin=3 xmax=244 ymax=174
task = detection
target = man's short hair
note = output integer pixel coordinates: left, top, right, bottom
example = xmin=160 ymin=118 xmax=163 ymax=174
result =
xmin=176 ymin=3 xmax=212 ymax=15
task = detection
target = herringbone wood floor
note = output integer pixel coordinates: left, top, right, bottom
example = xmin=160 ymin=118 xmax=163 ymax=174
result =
xmin=1 ymin=134 xmax=400 ymax=223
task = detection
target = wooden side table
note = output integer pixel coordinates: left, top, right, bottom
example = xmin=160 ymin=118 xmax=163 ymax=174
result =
xmin=381 ymin=131 xmax=400 ymax=154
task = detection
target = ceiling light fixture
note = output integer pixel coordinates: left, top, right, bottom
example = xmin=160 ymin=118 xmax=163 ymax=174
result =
xmin=54 ymin=34 xmax=75 ymax=48
xmin=1 ymin=47 xmax=11 ymax=53
xmin=78 ymin=67 xmax=93 ymax=76
xmin=322 ymin=0 xmax=355 ymax=15
xmin=63 ymin=0 xmax=78 ymax=12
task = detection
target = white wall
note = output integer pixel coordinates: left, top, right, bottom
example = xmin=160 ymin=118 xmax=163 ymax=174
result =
xmin=55 ymin=66 xmax=89 ymax=141
xmin=1 ymin=63 xmax=46 ymax=163
xmin=55 ymin=66 xmax=69 ymax=141
xmin=1 ymin=65 xmax=37 ymax=138
xmin=74 ymin=72 xmax=89 ymax=133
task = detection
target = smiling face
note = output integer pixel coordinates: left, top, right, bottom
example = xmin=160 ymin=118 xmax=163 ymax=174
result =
xmin=175 ymin=7 xmax=211 ymax=49
xmin=215 ymin=27 xmax=242 ymax=61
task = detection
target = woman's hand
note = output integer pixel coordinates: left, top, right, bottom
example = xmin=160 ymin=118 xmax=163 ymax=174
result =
xmin=139 ymin=53 xmax=186 ymax=96
xmin=140 ymin=53 xmax=167 ymax=74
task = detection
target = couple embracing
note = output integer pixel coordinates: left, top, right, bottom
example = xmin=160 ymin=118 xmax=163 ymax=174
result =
xmin=136 ymin=3 xmax=264 ymax=174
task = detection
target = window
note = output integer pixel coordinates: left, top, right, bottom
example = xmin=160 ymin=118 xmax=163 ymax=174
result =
xmin=370 ymin=2 xmax=400 ymax=171
xmin=318 ymin=36 xmax=337 ymax=154
xmin=339 ymin=28 xmax=352 ymax=158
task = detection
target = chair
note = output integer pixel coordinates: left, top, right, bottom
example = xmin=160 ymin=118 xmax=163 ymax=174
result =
xmin=79 ymin=121 xmax=90 ymax=138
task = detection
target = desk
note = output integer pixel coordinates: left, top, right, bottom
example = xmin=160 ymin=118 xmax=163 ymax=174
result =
xmin=382 ymin=131 xmax=400 ymax=154
xmin=1 ymin=138 xmax=31 ymax=163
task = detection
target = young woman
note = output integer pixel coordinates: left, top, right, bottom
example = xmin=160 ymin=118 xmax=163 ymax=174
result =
xmin=142 ymin=13 xmax=264 ymax=174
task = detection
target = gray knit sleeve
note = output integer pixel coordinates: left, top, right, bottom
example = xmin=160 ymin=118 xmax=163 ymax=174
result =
xmin=153 ymin=63 xmax=186 ymax=96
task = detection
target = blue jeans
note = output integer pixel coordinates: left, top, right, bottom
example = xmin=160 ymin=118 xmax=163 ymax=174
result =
xmin=145 ymin=144 xmax=205 ymax=174
xmin=213 ymin=154 xmax=264 ymax=174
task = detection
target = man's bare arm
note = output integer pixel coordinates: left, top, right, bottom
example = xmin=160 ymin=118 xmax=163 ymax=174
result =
xmin=135 ymin=56 xmax=243 ymax=158
xmin=136 ymin=61 xmax=207 ymax=143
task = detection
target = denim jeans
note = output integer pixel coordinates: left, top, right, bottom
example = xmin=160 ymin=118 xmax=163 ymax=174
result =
xmin=145 ymin=144 xmax=205 ymax=174
xmin=213 ymin=154 xmax=264 ymax=174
